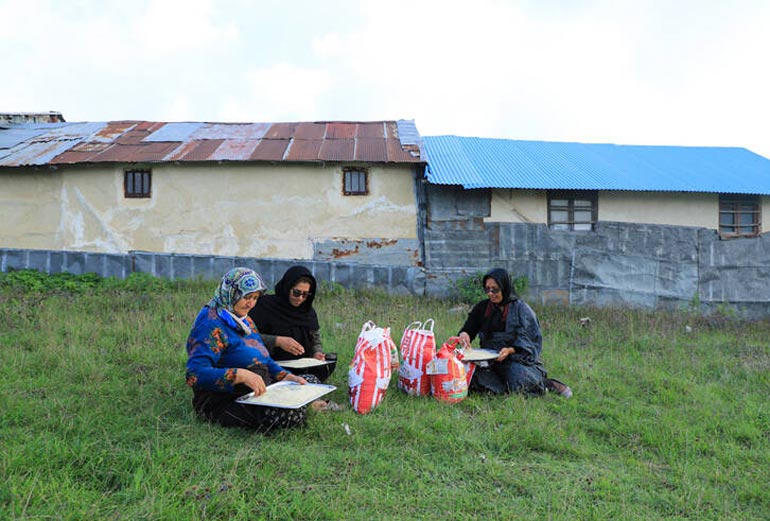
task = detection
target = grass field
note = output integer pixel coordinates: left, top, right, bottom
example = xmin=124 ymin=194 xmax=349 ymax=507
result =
xmin=1 ymin=271 xmax=769 ymax=520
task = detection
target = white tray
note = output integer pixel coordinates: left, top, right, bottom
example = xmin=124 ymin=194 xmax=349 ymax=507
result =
xmin=462 ymin=348 xmax=500 ymax=362
xmin=236 ymin=381 xmax=337 ymax=409
xmin=277 ymin=357 xmax=334 ymax=369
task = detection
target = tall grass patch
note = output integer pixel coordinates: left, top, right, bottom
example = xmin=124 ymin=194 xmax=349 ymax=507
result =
xmin=1 ymin=272 xmax=769 ymax=519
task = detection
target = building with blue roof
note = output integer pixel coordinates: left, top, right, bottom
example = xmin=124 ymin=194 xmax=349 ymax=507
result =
xmin=422 ymin=135 xmax=770 ymax=239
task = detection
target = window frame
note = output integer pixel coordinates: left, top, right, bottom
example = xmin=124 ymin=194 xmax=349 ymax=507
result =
xmin=547 ymin=190 xmax=598 ymax=231
xmin=342 ymin=167 xmax=369 ymax=196
xmin=719 ymin=194 xmax=761 ymax=239
xmin=124 ymin=168 xmax=152 ymax=198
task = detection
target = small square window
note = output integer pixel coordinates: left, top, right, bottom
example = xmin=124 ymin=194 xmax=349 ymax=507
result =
xmin=125 ymin=169 xmax=152 ymax=198
xmin=719 ymin=194 xmax=760 ymax=238
xmin=343 ymin=168 xmax=368 ymax=196
xmin=547 ymin=190 xmax=597 ymax=231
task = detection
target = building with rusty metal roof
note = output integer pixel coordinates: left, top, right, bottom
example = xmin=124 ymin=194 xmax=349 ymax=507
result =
xmin=0 ymin=119 xmax=422 ymax=167
xmin=0 ymin=118 xmax=425 ymax=264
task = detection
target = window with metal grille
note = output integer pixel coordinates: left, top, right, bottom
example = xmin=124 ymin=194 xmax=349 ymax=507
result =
xmin=124 ymin=169 xmax=152 ymax=198
xmin=547 ymin=190 xmax=597 ymax=231
xmin=343 ymin=168 xmax=368 ymax=195
xmin=719 ymin=194 xmax=760 ymax=238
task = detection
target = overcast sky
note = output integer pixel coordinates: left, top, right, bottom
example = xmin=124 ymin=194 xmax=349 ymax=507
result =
xmin=3 ymin=0 xmax=770 ymax=157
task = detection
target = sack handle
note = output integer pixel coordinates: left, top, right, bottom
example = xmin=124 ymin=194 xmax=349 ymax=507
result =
xmin=441 ymin=338 xmax=463 ymax=360
xmin=404 ymin=320 xmax=422 ymax=331
xmin=423 ymin=318 xmax=435 ymax=332
xmin=361 ymin=320 xmax=377 ymax=333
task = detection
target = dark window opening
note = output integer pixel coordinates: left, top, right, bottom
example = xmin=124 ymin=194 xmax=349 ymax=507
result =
xmin=548 ymin=190 xmax=597 ymax=231
xmin=719 ymin=194 xmax=760 ymax=238
xmin=124 ymin=169 xmax=152 ymax=198
xmin=343 ymin=168 xmax=368 ymax=196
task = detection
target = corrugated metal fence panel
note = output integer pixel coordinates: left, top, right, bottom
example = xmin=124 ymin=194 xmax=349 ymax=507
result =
xmin=423 ymin=136 xmax=770 ymax=194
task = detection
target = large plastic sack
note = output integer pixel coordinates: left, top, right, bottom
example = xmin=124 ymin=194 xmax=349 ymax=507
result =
xmin=426 ymin=339 xmax=468 ymax=404
xmin=348 ymin=320 xmax=397 ymax=414
xmin=397 ymin=319 xmax=436 ymax=396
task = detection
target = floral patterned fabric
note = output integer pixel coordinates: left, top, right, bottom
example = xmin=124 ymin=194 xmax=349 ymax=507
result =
xmin=209 ymin=267 xmax=266 ymax=312
xmin=185 ymin=305 xmax=289 ymax=392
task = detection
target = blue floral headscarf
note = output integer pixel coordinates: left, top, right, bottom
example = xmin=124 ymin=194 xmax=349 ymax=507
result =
xmin=209 ymin=267 xmax=266 ymax=313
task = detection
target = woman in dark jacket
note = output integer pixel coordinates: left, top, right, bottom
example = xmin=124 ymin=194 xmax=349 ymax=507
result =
xmin=457 ymin=268 xmax=571 ymax=398
xmin=248 ymin=266 xmax=335 ymax=381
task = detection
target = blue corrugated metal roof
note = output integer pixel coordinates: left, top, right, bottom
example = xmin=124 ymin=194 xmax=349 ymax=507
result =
xmin=423 ymin=135 xmax=770 ymax=195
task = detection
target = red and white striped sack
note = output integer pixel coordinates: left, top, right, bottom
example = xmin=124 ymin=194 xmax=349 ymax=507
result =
xmin=397 ymin=319 xmax=436 ymax=396
xmin=348 ymin=321 xmax=397 ymax=414
xmin=426 ymin=339 xmax=468 ymax=404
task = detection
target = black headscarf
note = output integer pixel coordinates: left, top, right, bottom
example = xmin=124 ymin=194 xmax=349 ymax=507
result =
xmin=481 ymin=268 xmax=516 ymax=336
xmin=248 ymin=265 xmax=320 ymax=350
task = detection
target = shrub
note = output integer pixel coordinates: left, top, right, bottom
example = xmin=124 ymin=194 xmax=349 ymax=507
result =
xmin=452 ymin=271 xmax=529 ymax=304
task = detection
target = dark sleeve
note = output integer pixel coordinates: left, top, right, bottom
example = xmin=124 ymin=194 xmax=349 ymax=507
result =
xmin=258 ymin=333 xmax=278 ymax=355
xmin=458 ymin=300 xmax=487 ymax=342
xmin=509 ymin=300 xmax=543 ymax=359
xmin=308 ymin=329 xmax=323 ymax=355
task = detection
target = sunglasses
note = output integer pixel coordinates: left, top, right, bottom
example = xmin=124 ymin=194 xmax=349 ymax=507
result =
xmin=291 ymin=289 xmax=313 ymax=298
xmin=484 ymin=287 xmax=501 ymax=294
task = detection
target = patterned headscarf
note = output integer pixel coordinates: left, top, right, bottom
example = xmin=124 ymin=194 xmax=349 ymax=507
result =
xmin=209 ymin=267 xmax=267 ymax=312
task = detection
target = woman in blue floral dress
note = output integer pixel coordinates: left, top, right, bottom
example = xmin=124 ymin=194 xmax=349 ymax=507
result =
xmin=185 ymin=267 xmax=319 ymax=431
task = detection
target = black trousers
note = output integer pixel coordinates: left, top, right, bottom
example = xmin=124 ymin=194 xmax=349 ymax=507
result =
xmin=192 ymin=366 xmax=320 ymax=432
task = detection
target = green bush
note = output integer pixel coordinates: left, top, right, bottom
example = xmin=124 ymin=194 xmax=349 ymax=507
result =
xmin=452 ymin=271 xmax=529 ymax=303
xmin=451 ymin=271 xmax=486 ymax=304
xmin=0 ymin=269 xmax=101 ymax=293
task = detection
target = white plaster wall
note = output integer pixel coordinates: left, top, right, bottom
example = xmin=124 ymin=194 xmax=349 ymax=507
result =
xmin=486 ymin=189 xmax=770 ymax=232
xmin=488 ymin=189 xmax=546 ymax=223
xmin=0 ymin=169 xmax=64 ymax=249
xmin=1 ymin=163 xmax=418 ymax=258
xmin=599 ymin=191 xmax=717 ymax=229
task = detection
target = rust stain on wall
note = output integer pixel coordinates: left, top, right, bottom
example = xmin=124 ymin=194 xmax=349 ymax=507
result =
xmin=365 ymin=239 xmax=398 ymax=249
xmin=331 ymin=245 xmax=360 ymax=258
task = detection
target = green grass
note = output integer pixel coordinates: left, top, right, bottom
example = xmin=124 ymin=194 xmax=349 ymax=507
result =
xmin=1 ymin=271 xmax=769 ymax=519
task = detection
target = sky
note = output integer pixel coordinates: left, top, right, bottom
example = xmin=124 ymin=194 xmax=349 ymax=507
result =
xmin=3 ymin=0 xmax=770 ymax=157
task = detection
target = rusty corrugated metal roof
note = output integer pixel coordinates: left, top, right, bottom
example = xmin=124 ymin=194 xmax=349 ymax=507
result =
xmin=0 ymin=119 xmax=423 ymax=167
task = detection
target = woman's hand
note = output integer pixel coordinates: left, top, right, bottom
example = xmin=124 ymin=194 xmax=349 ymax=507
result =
xmin=284 ymin=373 xmax=307 ymax=385
xmin=496 ymin=347 xmax=515 ymax=362
xmin=312 ymin=351 xmax=326 ymax=361
xmin=235 ymin=369 xmax=267 ymax=396
xmin=453 ymin=332 xmax=471 ymax=350
xmin=276 ymin=336 xmax=305 ymax=356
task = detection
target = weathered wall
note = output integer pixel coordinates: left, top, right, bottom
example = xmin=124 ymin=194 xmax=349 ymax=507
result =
xmin=600 ymin=191 xmax=717 ymax=229
xmin=421 ymin=219 xmax=770 ymax=316
xmin=420 ymin=183 xmax=770 ymax=318
xmin=489 ymin=189 xmax=544 ymax=223
xmin=0 ymin=169 xmax=65 ymax=249
xmin=4 ymin=220 xmax=770 ymax=319
xmin=476 ymin=186 xmax=767 ymax=232
xmin=0 ymin=248 xmax=426 ymax=295
xmin=0 ymin=162 xmax=420 ymax=264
